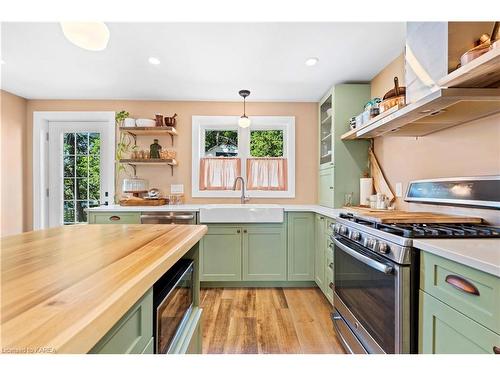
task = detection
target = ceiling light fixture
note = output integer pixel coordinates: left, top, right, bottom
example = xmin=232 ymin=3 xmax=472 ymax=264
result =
xmin=305 ymin=57 xmax=319 ymax=66
xmin=148 ymin=57 xmax=161 ymax=65
xmin=238 ymin=89 xmax=251 ymax=128
xmin=60 ymin=22 xmax=110 ymax=51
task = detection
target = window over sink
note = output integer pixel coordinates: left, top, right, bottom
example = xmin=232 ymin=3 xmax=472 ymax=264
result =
xmin=192 ymin=116 xmax=295 ymax=198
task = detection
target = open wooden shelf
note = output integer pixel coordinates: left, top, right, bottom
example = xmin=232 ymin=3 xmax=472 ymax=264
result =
xmin=119 ymin=126 xmax=178 ymax=146
xmin=341 ymin=105 xmax=402 ymax=140
xmin=439 ymin=47 xmax=500 ymax=88
xmin=119 ymin=158 xmax=178 ymax=176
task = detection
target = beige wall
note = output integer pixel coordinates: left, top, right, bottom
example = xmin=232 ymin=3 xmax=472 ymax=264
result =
xmin=370 ymin=53 xmax=500 ymax=224
xmin=1 ymin=90 xmax=28 ymax=235
xmin=25 ymin=100 xmax=318 ymax=230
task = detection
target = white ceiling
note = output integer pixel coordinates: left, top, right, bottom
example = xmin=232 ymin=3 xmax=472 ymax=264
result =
xmin=1 ymin=22 xmax=405 ymax=101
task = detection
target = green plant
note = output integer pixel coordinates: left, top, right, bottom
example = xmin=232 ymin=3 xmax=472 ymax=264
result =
xmin=115 ymin=110 xmax=129 ymax=126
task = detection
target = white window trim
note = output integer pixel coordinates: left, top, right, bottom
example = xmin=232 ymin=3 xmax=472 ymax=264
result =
xmin=33 ymin=111 xmax=115 ymax=230
xmin=192 ymin=115 xmax=295 ymax=198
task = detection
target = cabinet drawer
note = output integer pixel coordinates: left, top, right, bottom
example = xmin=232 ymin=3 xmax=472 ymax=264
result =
xmin=90 ymin=288 xmax=153 ymax=354
xmin=420 ymin=252 xmax=500 ymax=334
xmin=90 ymin=212 xmax=141 ymax=224
xmin=419 ymin=291 xmax=500 ymax=354
xmin=168 ymin=307 xmax=203 ymax=354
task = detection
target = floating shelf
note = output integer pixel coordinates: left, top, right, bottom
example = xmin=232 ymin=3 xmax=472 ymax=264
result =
xmin=119 ymin=126 xmax=178 ymax=146
xmin=341 ymin=105 xmax=402 ymax=140
xmin=119 ymin=158 xmax=178 ymax=176
xmin=439 ymin=47 xmax=500 ymax=88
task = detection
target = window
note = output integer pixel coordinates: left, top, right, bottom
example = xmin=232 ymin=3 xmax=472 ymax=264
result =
xmin=192 ymin=116 xmax=295 ymax=198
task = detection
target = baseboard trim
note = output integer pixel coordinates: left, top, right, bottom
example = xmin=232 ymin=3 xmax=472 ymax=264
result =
xmin=201 ymin=281 xmax=317 ymax=288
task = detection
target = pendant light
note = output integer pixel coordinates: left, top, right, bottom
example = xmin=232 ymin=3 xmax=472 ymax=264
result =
xmin=60 ymin=22 xmax=110 ymax=51
xmin=238 ymin=89 xmax=251 ymax=128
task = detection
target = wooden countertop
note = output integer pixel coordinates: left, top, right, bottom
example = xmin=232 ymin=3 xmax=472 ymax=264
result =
xmin=0 ymin=224 xmax=207 ymax=354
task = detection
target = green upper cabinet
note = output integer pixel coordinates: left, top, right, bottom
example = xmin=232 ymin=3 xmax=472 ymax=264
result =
xmin=318 ymin=84 xmax=371 ymax=208
xmin=287 ymin=213 xmax=315 ymax=281
xmin=242 ymin=224 xmax=287 ymax=281
xmin=314 ymin=214 xmax=326 ymax=290
xmin=319 ymin=167 xmax=334 ymax=208
xmin=200 ymin=225 xmax=242 ymax=281
xmin=88 ymin=211 xmax=141 ymax=224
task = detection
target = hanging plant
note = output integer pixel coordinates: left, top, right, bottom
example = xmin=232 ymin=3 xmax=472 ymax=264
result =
xmin=114 ymin=111 xmax=136 ymax=203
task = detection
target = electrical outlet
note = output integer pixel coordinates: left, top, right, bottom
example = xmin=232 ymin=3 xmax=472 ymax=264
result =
xmin=395 ymin=183 xmax=403 ymax=198
xmin=170 ymin=184 xmax=184 ymax=194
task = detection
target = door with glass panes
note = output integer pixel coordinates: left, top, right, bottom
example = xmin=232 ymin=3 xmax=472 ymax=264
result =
xmin=48 ymin=122 xmax=114 ymax=227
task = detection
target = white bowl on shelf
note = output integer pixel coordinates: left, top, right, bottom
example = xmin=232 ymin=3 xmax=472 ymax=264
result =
xmin=326 ymin=108 xmax=333 ymax=117
xmin=135 ymin=118 xmax=156 ymax=127
xmin=123 ymin=118 xmax=136 ymax=127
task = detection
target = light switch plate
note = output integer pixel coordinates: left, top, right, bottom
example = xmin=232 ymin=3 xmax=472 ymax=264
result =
xmin=170 ymin=184 xmax=184 ymax=194
xmin=395 ymin=182 xmax=403 ymax=197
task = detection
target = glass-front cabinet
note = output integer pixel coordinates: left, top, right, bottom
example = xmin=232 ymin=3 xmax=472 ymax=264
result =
xmin=319 ymin=92 xmax=333 ymax=167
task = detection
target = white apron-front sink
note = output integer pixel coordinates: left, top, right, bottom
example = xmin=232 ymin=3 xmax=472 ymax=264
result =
xmin=199 ymin=204 xmax=284 ymax=223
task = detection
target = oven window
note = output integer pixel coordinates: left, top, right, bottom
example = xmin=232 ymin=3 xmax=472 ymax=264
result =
xmin=157 ymin=267 xmax=193 ymax=353
xmin=334 ymin=238 xmax=396 ymax=353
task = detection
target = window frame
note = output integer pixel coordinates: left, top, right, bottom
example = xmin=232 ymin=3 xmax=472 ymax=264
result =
xmin=192 ymin=115 xmax=295 ymax=198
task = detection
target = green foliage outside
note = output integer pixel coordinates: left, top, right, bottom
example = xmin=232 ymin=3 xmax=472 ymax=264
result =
xmin=250 ymin=130 xmax=283 ymax=157
xmin=205 ymin=130 xmax=238 ymax=152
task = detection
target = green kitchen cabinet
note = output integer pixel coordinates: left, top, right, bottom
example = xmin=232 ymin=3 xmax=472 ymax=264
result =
xmin=419 ymin=290 xmax=500 ymax=354
xmin=89 ymin=288 xmax=153 ymax=354
xmin=314 ymin=214 xmax=326 ymax=290
xmin=288 ymin=213 xmax=315 ymax=281
xmin=324 ymin=236 xmax=334 ymax=304
xmin=88 ymin=211 xmax=141 ymax=224
xmin=243 ymin=225 xmax=287 ymax=281
xmin=167 ymin=307 xmax=203 ymax=354
xmin=200 ymin=225 xmax=242 ymax=281
xmin=319 ymin=167 xmax=334 ymax=208
xmin=318 ymin=84 xmax=371 ymax=208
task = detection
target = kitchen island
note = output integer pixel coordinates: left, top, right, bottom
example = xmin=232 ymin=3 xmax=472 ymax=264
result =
xmin=0 ymin=224 xmax=207 ymax=354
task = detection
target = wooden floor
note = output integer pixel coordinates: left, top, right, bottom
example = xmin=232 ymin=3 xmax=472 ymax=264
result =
xmin=199 ymin=287 xmax=346 ymax=354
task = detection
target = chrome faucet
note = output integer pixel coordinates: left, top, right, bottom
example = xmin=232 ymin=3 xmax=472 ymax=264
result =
xmin=233 ymin=176 xmax=250 ymax=204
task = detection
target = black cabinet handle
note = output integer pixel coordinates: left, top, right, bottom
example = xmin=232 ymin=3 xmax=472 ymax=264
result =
xmin=237 ymin=229 xmax=241 ymax=234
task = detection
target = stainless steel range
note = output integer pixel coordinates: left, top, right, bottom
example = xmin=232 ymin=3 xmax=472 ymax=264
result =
xmin=330 ymin=176 xmax=500 ymax=354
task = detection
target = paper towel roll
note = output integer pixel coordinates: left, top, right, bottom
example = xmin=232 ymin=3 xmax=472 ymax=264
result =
xmin=360 ymin=178 xmax=373 ymax=206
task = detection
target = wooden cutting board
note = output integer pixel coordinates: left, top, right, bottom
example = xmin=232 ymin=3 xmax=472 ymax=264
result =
xmin=344 ymin=206 xmax=483 ymax=224
xmin=119 ymin=198 xmax=168 ymax=206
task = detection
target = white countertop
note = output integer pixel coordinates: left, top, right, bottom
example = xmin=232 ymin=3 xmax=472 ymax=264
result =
xmin=87 ymin=203 xmax=344 ymax=218
xmin=413 ymin=238 xmax=500 ymax=277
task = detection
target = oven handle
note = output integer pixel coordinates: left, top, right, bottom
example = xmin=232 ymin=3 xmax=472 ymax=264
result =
xmin=333 ymin=238 xmax=394 ymax=275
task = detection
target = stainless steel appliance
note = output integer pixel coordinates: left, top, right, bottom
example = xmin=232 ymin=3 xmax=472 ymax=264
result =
xmin=154 ymin=259 xmax=194 ymax=354
xmin=331 ymin=176 xmax=500 ymax=354
xmin=140 ymin=211 xmax=196 ymax=224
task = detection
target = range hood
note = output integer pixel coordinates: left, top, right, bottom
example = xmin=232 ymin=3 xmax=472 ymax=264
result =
xmin=356 ymin=87 xmax=500 ymax=138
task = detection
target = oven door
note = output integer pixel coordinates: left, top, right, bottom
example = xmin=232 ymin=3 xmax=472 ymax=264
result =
xmin=154 ymin=260 xmax=194 ymax=354
xmin=333 ymin=236 xmax=410 ymax=354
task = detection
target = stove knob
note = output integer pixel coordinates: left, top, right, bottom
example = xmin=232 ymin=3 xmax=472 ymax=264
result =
xmin=334 ymin=223 xmax=341 ymax=233
xmin=351 ymin=231 xmax=361 ymax=241
xmin=378 ymin=242 xmax=390 ymax=254
xmin=340 ymin=226 xmax=349 ymax=236
xmin=364 ymin=238 xmax=374 ymax=248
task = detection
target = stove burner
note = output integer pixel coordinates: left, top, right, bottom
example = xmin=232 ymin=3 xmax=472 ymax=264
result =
xmin=338 ymin=213 xmax=500 ymax=239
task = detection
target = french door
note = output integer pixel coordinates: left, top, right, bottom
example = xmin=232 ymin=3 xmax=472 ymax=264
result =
xmin=48 ymin=122 xmax=114 ymax=227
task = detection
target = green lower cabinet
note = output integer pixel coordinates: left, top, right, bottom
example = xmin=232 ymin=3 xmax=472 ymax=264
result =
xmin=324 ymin=236 xmax=334 ymax=304
xmin=319 ymin=167 xmax=334 ymax=208
xmin=88 ymin=212 xmax=141 ymax=224
xmin=141 ymin=337 xmax=154 ymax=354
xmin=243 ymin=225 xmax=287 ymax=281
xmin=314 ymin=215 xmax=326 ymax=290
xmin=89 ymin=288 xmax=153 ymax=354
xmin=419 ymin=290 xmax=500 ymax=354
xmin=200 ymin=226 xmax=242 ymax=281
xmin=287 ymin=213 xmax=315 ymax=281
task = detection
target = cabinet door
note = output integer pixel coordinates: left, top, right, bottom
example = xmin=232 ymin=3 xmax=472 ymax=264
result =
xmin=242 ymin=225 xmax=286 ymax=281
xmin=287 ymin=213 xmax=315 ymax=281
xmin=200 ymin=226 xmax=242 ymax=281
xmin=419 ymin=291 xmax=500 ymax=354
xmin=319 ymin=167 xmax=334 ymax=208
xmin=314 ymin=215 xmax=326 ymax=290
xmin=324 ymin=237 xmax=334 ymax=304
xmin=88 ymin=212 xmax=141 ymax=224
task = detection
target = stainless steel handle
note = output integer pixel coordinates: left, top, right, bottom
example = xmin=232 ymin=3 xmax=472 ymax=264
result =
xmin=333 ymin=238 xmax=393 ymax=274
xmin=140 ymin=214 xmax=194 ymax=220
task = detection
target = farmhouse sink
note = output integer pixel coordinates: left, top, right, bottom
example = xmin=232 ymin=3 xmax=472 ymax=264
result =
xmin=199 ymin=204 xmax=284 ymax=223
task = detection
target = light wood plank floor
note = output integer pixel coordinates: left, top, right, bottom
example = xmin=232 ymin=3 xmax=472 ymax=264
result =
xmin=200 ymin=287 xmax=346 ymax=354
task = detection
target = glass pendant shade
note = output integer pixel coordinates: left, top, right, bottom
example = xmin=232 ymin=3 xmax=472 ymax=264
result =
xmin=238 ymin=116 xmax=251 ymax=128
xmin=60 ymin=22 xmax=110 ymax=51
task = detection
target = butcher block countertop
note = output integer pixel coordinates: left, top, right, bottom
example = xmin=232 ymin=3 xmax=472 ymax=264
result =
xmin=0 ymin=224 xmax=207 ymax=354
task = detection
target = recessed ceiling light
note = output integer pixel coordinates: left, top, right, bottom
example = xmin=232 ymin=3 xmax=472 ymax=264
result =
xmin=60 ymin=22 xmax=110 ymax=51
xmin=305 ymin=57 xmax=319 ymax=66
xmin=148 ymin=57 xmax=161 ymax=65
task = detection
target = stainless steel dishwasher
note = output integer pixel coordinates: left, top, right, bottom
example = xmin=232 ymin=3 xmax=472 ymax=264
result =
xmin=140 ymin=211 xmax=197 ymax=224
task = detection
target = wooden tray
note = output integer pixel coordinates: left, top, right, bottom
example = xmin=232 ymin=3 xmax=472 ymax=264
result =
xmin=119 ymin=198 xmax=168 ymax=206
xmin=343 ymin=206 xmax=482 ymax=224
